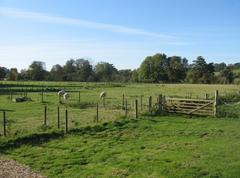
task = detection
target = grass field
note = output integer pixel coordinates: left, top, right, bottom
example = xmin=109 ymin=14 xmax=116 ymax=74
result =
xmin=2 ymin=116 xmax=240 ymax=177
xmin=0 ymin=82 xmax=240 ymax=177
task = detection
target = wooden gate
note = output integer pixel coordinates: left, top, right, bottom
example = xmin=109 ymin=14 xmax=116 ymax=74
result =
xmin=164 ymin=97 xmax=216 ymax=116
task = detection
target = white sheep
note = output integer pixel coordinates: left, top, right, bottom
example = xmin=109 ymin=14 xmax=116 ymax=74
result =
xmin=100 ymin=91 xmax=106 ymax=107
xmin=63 ymin=92 xmax=69 ymax=101
xmin=100 ymin=91 xmax=106 ymax=98
xmin=58 ymin=89 xmax=65 ymax=97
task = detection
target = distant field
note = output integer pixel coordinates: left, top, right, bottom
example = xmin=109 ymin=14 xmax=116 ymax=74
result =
xmin=0 ymin=81 xmax=240 ymax=177
xmin=0 ymin=82 xmax=239 ymax=138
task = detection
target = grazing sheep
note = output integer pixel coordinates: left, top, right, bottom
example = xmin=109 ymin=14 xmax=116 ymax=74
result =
xmin=63 ymin=92 xmax=69 ymax=101
xmin=100 ymin=91 xmax=106 ymax=98
xmin=58 ymin=89 xmax=65 ymax=96
xmin=100 ymin=91 xmax=106 ymax=107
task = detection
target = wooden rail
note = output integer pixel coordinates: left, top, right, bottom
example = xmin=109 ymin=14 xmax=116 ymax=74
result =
xmin=163 ymin=90 xmax=218 ymax=117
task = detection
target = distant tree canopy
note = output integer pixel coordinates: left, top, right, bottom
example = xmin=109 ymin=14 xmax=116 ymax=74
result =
xmin=138 ymin=53 xmax=188 ymax=83
xmin=0 ymin=67 xmax=8 ymax=79
xmin=2 ymin=53 xmax=240 ymax=84
xmin=28 ymin=61 xmax=47 ymax=81
xmin=186 ymin=56 xmax=214 ymax=84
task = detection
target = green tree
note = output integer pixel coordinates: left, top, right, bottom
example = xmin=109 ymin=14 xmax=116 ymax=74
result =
xmin=75 ymin=59 xmax=93 ymax=81
xmin=187 ymin=56 xmax=214 ymax=83
xmin=168 ymin=56 xmax=188 ymax=82
xmin=94 ymin=62 xmax=118 ymax=81
xmin=0 ymin=67 xmax=8 ymax=79
xmin=139 ymin=53 xmax=168 ymax=82
xmin=50 ymin=64 xmax=65 ymax=81
xmin=214 ymin=62 xmax=227 ymax=72
xmin=218 ymin=67 xmax=234 ymax=84
xmin=8 ymin=68 xmax=18 ymax=81
xmin=28 ymin=61 xmax=47 ymax=81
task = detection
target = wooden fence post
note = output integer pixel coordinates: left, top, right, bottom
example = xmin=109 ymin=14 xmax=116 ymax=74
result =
xmin=205 ymin=93 xmax=209 ymax=100
xmin=57 ymin=106 xmax=60 ymax=129
xmin=162 ymin=95 xmax=166 ymax=111
xmin=123 ymin=94 xmax=124 ymax=108
xmin=78 ymin=91 xmax=81 ymax=103
xmin=41 ymin=86 xmax=44 ymax=103
xmin=3 ymin=111 xmax=6 ymax=137
xmin=44 ymin=106 xmax=47 ymax=125
xmin=125 ymin=99 xmax=128 ymax=117
xmin=65 ymin=109 xmax=68 ymax=133
xmin=148 ymin=96 xmax=152 ymax=113
xmin=214 ymin=90 xmax=219 ymax=117
xmin=158 ymin=94 xmax=162 ymax=113
xmin=96 ymin=103 xmax=99 ymax=122
xmin=135 ymin=99 xmax=138 ymax=119
xmin=140 ymin=95 xmax=143 ymax=110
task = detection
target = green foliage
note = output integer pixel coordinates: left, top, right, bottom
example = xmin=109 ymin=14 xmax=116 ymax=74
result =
xmin=94 ymin=62 xmax=118 ymax=82
xmin=1 ymin=53 xmax=240 ymax=84
xmin=187 ymin=56 xmax=214 ymax=83
xmin=28 ymin=61 xmax=47 ymax=81
xmin=7 ymin=68 xmax=18 ymax=81
xmin=138 ymin=53 xmax=188 ymax=83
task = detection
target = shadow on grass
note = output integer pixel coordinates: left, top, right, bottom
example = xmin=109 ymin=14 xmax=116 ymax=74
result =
xmin=0 ymin=109 xmax=15 ymax=112
xmin=0 ymin=118 xmax=135 ymax=153
xmin=0 ymin=131 xmax=64 ymax=153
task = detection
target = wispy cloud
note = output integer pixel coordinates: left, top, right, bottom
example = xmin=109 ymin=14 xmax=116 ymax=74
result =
xmin=0 ymin=7 xmax=176 ymax=39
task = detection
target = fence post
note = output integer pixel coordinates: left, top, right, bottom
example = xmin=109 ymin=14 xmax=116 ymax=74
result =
xmin=3 ymin=111 xmax=6 ymax=137
xmin=65 ymin=109 xmax=68 ymax=133
xmin=96 ymin=103 xmax=99 ymax=122
xmin=140 ymin=95 xmax=143 ymax=110
xmin=214 ymin=90 xmax=219 ymax=117
xmin=44 ymin=106 xmax=47 ymax=125
xmin=205 ymin=93 xmax=209 ymax=100
xmin=189 ymin=93 xmax=192 ymax=99
xmin=125 ymin=99 xmax=128 ymax=117
xmin=135 ymin=99 xmax=138 ymax=119
xmin=78 ymin=91 xmax=81 ymax=103
xmin=162 ymin=95 xmax=166 ymax=111
xmin=122 ymin=94 xmax=125 ymax=109
xmin=158 ymin=94 xmax=162 ymax=114
xmin=148 ymin=96 xmax=152 ymax=113
xmin=41 ymin=86 xmax=44 ymax=103
xmin=57 ymin=106 xmax=60 ymax=129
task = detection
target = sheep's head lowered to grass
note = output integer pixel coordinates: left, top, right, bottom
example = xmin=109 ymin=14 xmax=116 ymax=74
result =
xmin=63 ymin=92 xmax=69 ymax=101
xmin=100 ymin=91 xmax=106 ymax=107
xmin=58 ymin=89 xmax=65 ymax=96
xmin=100 ymin=91 xmax=106 ymax=99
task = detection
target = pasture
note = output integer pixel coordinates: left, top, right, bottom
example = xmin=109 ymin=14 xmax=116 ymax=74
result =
xmin=0 ymin=81 xmax=240 ymax=177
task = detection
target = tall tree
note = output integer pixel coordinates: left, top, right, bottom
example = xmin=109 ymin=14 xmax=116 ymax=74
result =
xmin=75 ymin=59 xmax=93 ymax=81
xmin=28 ymin=61 xmax=47 ymax=81
xmin=50 ymin=64 xmax=65 ymax=81
xmin=187 ymin=56 xmax=214 ymax=83
xmin=0 ymin=67 xmax=8 ymax=79
xmin=8 ymin=68 xmax=18 ymax=81
xmin=168 ymin=56 xmax=188 ymax=82
xmin=139 ymin=53 xmax=169 ymax=82
xmin=94 ymin=62 xmax=117 ymax=81
xmin=218 ymin=67 xmax=234 ymax=84
xmin=63 ymin=59 xmax=77 ymax=81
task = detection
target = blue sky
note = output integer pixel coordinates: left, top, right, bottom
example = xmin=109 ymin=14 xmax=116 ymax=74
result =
xmin=0 ymin=0 xmax=240 ymax=70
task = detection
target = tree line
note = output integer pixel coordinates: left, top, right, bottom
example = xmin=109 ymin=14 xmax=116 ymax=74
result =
xmin=0 ymin=53 xmax=240 ymax=84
